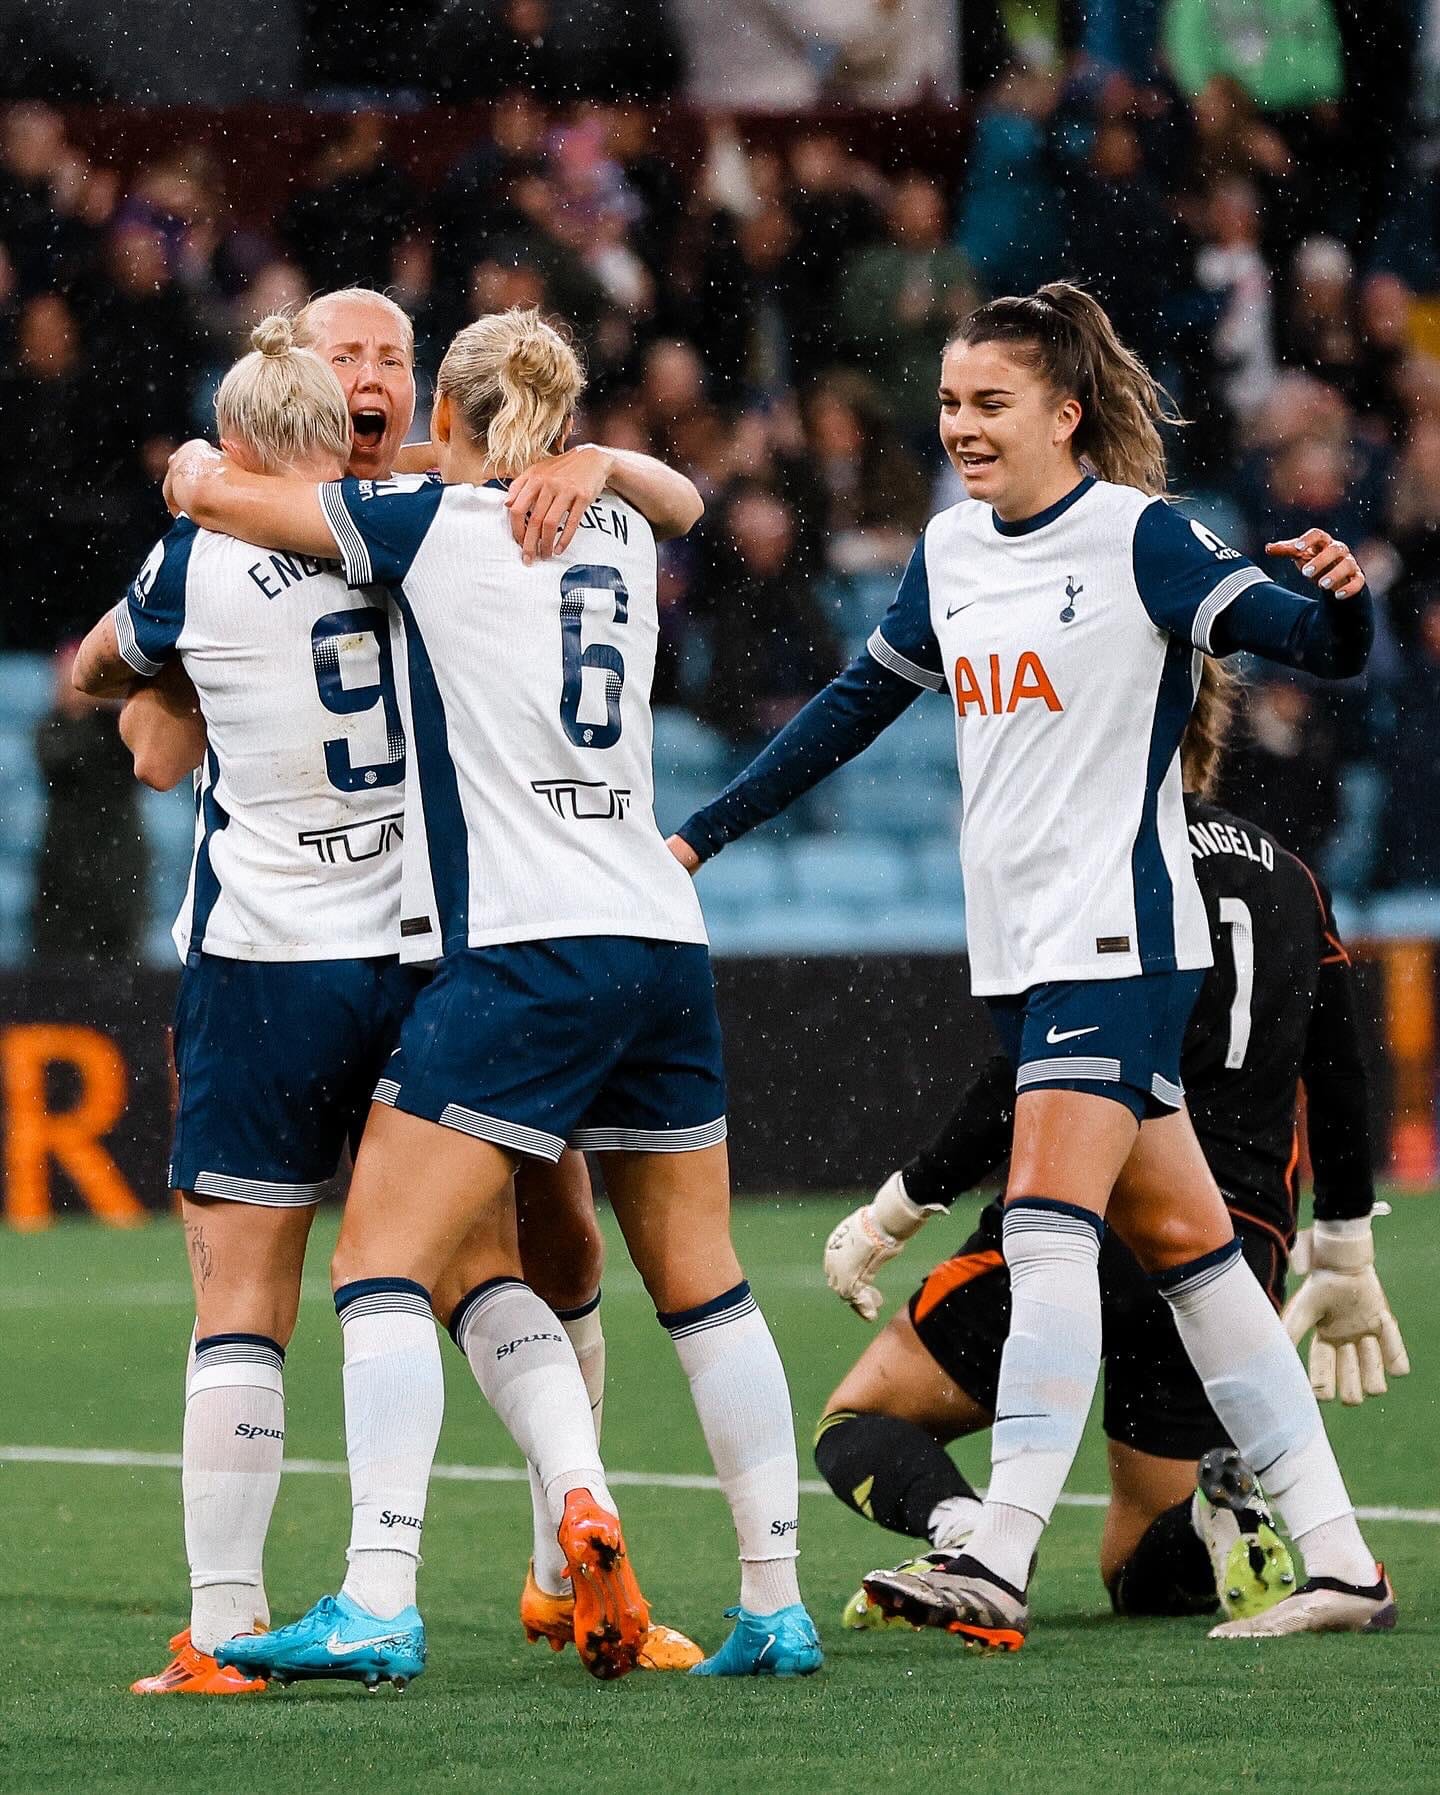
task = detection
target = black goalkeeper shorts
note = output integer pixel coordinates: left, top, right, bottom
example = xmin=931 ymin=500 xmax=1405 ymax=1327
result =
xmin=907 ymin=1200 xmax=1288 ymax=1463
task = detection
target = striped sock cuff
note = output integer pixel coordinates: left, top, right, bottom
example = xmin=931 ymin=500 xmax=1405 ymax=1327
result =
xmin=657 ymin=1280 xmax=756 ymax=1340
xmin=1002 ymin=1197 xmax=1105 ymax=1246
xmin=1154 ymin=1236 xmax=1242 ymax=1300
xmin=334 ymin=1277 xmax=433 ymax=1323
xmin=447 ymin=1276 xmax=526 ymax=1350
xmin=554 ymin=1288 xmax=602 ymax=1324
xmin=192 ymin=1332 xmax=286 ymax=1376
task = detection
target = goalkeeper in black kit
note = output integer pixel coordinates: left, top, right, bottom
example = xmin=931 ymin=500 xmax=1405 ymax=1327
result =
xmin=815 ymin=681 xmax=1411 ymax=1627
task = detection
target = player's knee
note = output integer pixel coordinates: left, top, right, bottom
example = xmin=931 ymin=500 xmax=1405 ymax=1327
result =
xmin=1118 ymin=1207 xmax=1233 ymax=1275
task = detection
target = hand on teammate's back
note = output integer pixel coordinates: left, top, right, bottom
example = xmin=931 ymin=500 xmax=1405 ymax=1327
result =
xmin=506 ymin=444 xmax=615 ymax=564
xmin=1282 ymin=1211 xmax=1410 ymax=1405
xmin=1264 ymin=529 xmax=1365 ymax=600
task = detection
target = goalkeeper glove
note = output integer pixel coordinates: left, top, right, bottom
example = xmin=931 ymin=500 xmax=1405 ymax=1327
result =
xmin=823 ymin=1172 xmax=946 ymax=1322
xmin=1282 ymin=1207 xmax=1410 ymax=1406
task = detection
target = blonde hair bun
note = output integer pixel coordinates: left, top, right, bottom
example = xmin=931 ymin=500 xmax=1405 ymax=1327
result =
xmin=250 ymin=313 xmax=297 ymax=358
xmin=437 ymin=307 xmax=585 ymax=475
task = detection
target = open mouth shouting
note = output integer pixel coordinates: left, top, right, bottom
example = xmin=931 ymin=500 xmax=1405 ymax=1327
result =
xmin=351 ymin=407 xmax=388 ymax=453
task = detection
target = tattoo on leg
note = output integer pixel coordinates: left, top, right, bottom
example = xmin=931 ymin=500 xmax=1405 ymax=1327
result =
xmin=186 ymin=1220 xmax=214 ymax=1291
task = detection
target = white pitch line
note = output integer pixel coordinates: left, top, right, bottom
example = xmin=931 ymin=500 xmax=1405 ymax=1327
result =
xmin=2 ymin=1445 xmax=1437 ymax=1525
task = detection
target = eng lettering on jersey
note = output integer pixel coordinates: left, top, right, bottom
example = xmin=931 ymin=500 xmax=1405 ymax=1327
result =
xmin=1188 ymin=517 xmax=1243 ymax=561
xmin=1189 ymin=818 xmax=1275 ymax=870
xmin=247 ymin=550 xmax=339 ymax=600
xmin=355 ymin=478 xmax=407 ymax=501
xmin=952 ymin=651 xmax=1063 ymax=718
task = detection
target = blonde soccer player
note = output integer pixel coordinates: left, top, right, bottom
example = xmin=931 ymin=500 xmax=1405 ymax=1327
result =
xmin=77 ymin=297 xmax=703 ymax=1693
xmin=163 ymin=307 xmax=823 ymax=1684
xmin=670 ymin=282 xmax=1394 ymax=1646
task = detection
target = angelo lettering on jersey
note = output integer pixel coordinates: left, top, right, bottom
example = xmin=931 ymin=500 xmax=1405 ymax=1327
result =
xmin=247 ymin=551 xmax=340 ymax=600
xmin=1189 ymin=818 xmax=1275 ymax=870
xmin=952 ymin=651 xmax=1063 ymax=718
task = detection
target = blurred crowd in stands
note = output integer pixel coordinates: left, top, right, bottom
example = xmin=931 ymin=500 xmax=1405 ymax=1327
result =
xmin=6 ymin=0 xmax=1440 ymax=961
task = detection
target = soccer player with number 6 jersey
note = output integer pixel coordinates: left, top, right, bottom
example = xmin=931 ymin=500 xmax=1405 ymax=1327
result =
xmin=75 ymin=290 xmax=706 ymax=1693
xmin=671 ymin=281 xmax=1395 ymax=1645
xmin=165 ymin=306 xmax=823 ymax=1685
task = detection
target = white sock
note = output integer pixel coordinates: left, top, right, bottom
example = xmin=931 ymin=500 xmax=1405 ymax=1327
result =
xmin=965 ymin=1200 xmax=1104 ymax=1590
xmin=454 ymin=1279 xmax=614 ymax=1543
xmin=522 ymin=1292 xmax=606 ymax=1596
xmin=927 ymin=1494 xmax=984 ymax=1551
xmin=336 ymin=1279 xmax=443 ymax=1620
xmin=184 ymin=1333 xmax=284 ymax=1653
xmin=1158 ymin=1241 xmax=1377 ymax=1586
xmin=661 ymin=1281 xmax=801 ymax=1616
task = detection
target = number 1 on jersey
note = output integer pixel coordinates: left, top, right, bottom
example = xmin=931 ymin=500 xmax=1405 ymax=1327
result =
xmin=559 ymin=564 xmax=628 ymax=750
xmin=1218 ymin=896 xmax=1255 ymax=1069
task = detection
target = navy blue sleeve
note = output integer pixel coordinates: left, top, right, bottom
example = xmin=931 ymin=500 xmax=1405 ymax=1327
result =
xmin=675 ymin=652 xmax=923 ymax=862
xmin=1133 ymin=498 xmax=1373 ymax=677
xmin=866 ymin=538 xmax=947 ymax=692
xmin=1298 ymin=871 xmax=1376 ymax=1221
xmin=113 ymin=517 xmax=198 ymax=676
xmin=319 ymin=474 xmax=445 ymax=588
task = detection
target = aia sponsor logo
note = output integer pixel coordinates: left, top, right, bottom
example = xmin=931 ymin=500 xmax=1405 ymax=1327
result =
xmin=953 ymin=652 xmax=1063 ymax=717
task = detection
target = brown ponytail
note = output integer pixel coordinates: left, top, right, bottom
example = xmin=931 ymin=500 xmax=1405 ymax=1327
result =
xmin=1179 ymin=657 xmax=1238 ymax=799
xmin=949 ymin=281 xmax=1179 ymax=495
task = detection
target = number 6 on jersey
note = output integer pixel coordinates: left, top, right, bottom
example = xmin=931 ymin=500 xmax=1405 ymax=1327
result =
xmin=559 ymin=564 xmax=628 ymax=750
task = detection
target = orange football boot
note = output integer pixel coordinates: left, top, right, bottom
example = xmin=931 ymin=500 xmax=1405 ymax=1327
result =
xmin=520 ymin=1563 xmax=575 ymax=1653
xmin=521 ymin=1561 xmax=704 ymax=1670
xmin=131 ymin=1628 xmax=267 ymax=1695
xmin=555 ymin=1490 xmax=651 ymax=1680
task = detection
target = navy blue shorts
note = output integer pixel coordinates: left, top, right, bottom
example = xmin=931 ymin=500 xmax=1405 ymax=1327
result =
xmin=374 ymin=936 xmax=728 ymax=1162
xmin=170 ymin=954 xmax=430 ymax=1205
xmin=986 ymin=971 xmax=1204 ymax=1122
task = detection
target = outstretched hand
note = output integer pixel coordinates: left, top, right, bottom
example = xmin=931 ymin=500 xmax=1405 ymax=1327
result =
xmin=506 ymin=445 xmax=616 ymax=564
xmin=1264 ymin=528 xmax=1365 ymax=600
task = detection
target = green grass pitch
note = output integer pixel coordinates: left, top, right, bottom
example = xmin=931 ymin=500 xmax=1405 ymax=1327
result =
xmin=3 ymin=1193 xmax=1438 ymax=1795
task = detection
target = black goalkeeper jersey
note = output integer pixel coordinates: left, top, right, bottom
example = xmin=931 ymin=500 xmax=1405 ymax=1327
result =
xmin=903 ymin=795 xmax=1375 ymax=1241
xmin=1180 ymin=796 xmax=1373 ymax=1237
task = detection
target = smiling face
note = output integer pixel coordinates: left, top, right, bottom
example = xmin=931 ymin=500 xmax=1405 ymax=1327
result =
xmin=296 ymin=292 xmax=416 ymax=479
xmin=937 ymin=337 xmax=1083 ymax=520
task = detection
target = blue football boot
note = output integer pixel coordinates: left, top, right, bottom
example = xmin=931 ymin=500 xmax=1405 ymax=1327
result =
xmin=215 ymin=1592 xmax=425 ymax=1691
xmin=690 ymin=1603 xmax=823 ymax=1677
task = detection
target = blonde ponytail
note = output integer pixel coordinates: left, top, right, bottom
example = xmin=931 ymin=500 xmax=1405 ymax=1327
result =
xmin=436 ymin=307 xmax=585 ymax=474
xmin=214 ymin=313 xmax=352 ymax=474
xmin=950 ymin=280 xmax=1180 ymax=495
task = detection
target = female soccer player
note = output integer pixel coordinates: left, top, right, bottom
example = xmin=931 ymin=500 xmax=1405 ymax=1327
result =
xmin=670 ymin=282 xmax=1392 ymax=1645
xmin=164 ymin=307 xmax=823 ymax=1684
xmin=78 ymin=295 xmax=703 ymax=1692
xmin=814 ymin=687 xmax=1406 ymax=1628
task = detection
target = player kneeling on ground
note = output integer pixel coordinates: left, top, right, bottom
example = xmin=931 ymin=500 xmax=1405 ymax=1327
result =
xmin=816 ymin=677 xmax=1407 ymax=1636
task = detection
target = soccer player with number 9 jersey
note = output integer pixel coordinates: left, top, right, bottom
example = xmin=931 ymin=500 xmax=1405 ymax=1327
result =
xmin=167 ymin=307 xmax=823 ymax=1684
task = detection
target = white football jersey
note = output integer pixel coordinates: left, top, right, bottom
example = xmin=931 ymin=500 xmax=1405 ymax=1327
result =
xmin=114 ymin=522 xmax=405 ymax=962
xmin=318 ymin=475 xmax=708 ymax=961
xmin=869 ymin=476 xmax=1273 ymax=995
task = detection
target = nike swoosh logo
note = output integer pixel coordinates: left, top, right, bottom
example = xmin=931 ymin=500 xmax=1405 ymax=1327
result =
xmin=1045 ymin=1024 xmax=1100 ymax=1044
xmin=324 ymin=1630 xmax=404 ymax=1657
xmin=755 ymin=1633 xmax=778 ymax=1664
xmin=946 ymin=602 xmax=976 ymax=618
